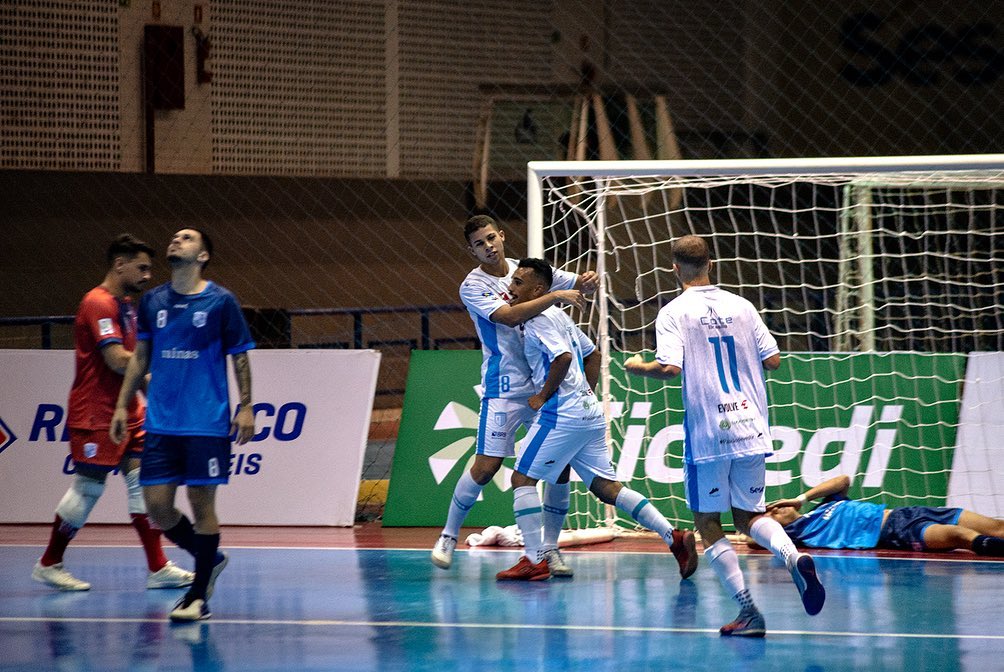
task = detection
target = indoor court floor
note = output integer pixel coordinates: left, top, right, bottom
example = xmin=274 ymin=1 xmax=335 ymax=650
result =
xmin=1 ymin=524 xmax=1002 ymax=672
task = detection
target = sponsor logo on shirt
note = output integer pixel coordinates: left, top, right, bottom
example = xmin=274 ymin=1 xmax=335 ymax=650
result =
xmin=749 ymin=486 xmax=764 ymax=494
xmin=718 ymin=433 xmax=758 ymax=445
xmin=721 ymin=416 xmax=757 ymax=430
xmin=718 ymin=399 xmax=749 ymax=413
xmin=162 ymin=349 xmax=199 ymax=360
xmin=193 ymin=311 xmax=207 ymax=327
xmin=97 ymin=318 xmax=114 ymax=336
xmin=708 ymin=487 xmax=720 ymax=497
xmin=700 ymin=315 xmax=733 ymax=329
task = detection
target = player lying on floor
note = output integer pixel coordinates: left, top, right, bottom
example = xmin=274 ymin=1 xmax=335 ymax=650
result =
xmin=760 ymin=475 xmax=1004 ymax=555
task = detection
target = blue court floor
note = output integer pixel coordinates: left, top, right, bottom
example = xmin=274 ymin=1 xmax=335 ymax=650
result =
xmin=1 ymin=543 xmax=1003 ymax=672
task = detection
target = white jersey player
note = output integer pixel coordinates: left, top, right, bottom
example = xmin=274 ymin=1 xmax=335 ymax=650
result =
xmin=626 ymin=235 xmax=824 ymax=637
xmin=460 ymin=260 xmax=578 ymax=400
xmin=653 ymin=284 xmax=778 ymax=467
xmin=495 ymin=258 xmax=698 ymax=582
xmin=431 ymin=216 xmax=596 ymax=574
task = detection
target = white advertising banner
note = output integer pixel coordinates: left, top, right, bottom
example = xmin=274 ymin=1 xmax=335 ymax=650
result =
xmin=0 ymin=349 xmax=380 ymax=525
xmin=947 ymin=352 xmax=1004 ymax=517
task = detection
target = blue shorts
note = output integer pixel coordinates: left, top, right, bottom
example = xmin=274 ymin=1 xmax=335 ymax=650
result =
xmin=877 ymin=506 xmax=963 ymax=551
xmin=140 ymin=433 xmax=232 ymax=486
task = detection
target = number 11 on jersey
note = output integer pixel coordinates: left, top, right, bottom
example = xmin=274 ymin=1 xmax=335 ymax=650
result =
xmin=708 ymin=335 xmax=742 ymax=393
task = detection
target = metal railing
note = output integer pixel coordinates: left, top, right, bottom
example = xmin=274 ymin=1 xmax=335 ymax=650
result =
xmin=0 ymin=315 xmax=75 ymax=349
xmin=0 ymin=305 xmax=473 ymax=349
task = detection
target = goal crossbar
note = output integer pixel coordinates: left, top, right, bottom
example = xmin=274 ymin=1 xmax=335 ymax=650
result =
xmin=527 ymin=154 xmax=1004 ymax=256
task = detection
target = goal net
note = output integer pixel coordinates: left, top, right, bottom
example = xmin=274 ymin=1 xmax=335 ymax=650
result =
xmin=527 ymin=156 xmax=1004 ymax=532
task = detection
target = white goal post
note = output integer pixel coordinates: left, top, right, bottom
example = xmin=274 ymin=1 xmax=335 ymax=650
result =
xmin=526 ymin=154 xmax=1004 ymax=532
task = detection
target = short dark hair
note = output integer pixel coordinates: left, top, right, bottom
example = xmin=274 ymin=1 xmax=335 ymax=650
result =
xmin=672 ymin=235 xmax=711 ymax=281
xmin=188 ymin=227 xmax=213 ymax=268
xmin=517 ymin=257 xmax=553 ymax=288
xmin=464 ymin=215 xmax=499 ymax=244
xmin=106 ymin=233 xmax=154 ymax=266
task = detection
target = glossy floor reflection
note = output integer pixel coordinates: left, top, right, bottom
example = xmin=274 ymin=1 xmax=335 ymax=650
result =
xmin=1 ymin=545 xmax=1002 ymax=671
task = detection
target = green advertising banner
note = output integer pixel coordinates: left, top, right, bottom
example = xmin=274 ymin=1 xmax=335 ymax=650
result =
xmin=384 ymin=350 xmax=966 ymax=527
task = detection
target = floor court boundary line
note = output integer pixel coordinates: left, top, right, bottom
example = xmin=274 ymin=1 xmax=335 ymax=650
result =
xmin=1 ymin=615 xmax=1001 ymax=640
xmin=2 ymin=543 xmax=1002 ymax=564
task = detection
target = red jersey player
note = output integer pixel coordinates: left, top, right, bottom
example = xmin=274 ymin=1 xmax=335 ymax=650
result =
xmin=32 ymin=234 xmax=193 ymax=592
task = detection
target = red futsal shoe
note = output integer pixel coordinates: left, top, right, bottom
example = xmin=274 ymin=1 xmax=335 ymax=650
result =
xmin=495 ymin=556 xmax=551 ymax=581
xmin=670 ymin=529 xmax=699 ymax=579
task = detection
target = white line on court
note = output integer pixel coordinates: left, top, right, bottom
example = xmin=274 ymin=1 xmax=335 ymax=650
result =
xmin=1 ymin=616 xmax=1002 ymax=640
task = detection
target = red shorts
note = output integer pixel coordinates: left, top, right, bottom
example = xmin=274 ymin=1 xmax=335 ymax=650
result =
xmin=69 ymin=425 xmax=144 ymax=468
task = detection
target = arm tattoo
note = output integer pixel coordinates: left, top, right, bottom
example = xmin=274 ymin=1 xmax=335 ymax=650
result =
xmin=233 ymin=352 xmax=252 ymax=407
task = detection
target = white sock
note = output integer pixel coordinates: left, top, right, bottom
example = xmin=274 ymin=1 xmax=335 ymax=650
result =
xmin=442 ymin=471 xmax=482 ymax=539
xmin=513 ymin=486 xmax=544 ymax=562
xmin=541 ymin=481 xmax=569 ymax=551
xmin=748 ymin=515 xmax=798 ymax=567
xmin=615 ymin=487 xmax=674 ymax=545
xmin=706 ymin=537 xmax=750 ymax=604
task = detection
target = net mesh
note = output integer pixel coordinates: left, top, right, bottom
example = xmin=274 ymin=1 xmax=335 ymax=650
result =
xmin=535 ymin=167 xmax=1004 ymax=530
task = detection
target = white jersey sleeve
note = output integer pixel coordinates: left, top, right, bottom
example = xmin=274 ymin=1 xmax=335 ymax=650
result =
xmin=655 ymin=306 xmax=685 ymax=368
xmin=753 ymin=310 xmax=780 ymax=360
xmin=550 ymin=267 xmax=578 ymax=292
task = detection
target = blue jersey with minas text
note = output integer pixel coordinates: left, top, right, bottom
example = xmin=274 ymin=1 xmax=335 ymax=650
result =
xmin=137 ymin=281 xmax=255 ymax=437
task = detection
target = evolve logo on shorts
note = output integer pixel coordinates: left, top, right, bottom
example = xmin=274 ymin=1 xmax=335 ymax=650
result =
xmin=0 ymin=416 xmax=17 ymax=455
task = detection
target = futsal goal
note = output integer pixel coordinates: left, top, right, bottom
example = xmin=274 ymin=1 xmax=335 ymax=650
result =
xmin=526 ymin=155 xmax=1004 ymax=532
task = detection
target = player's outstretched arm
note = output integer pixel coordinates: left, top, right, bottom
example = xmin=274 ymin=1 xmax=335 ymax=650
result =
xmin=110 ymin=340 xmax=150 ymax=443
xmin=491 ymin=289 xmax=584 ymax=327
xmin=230 ymin=352 xmax=255 ymax=445
xmin=767 ymin=475 xmax=851 ymax=511
xmin=624 ymin=354 xmax=680 ymax=380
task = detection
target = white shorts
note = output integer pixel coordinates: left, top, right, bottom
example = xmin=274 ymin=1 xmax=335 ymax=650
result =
xmin=684 ymin=454 xmax=766 ymax=513
xmin=515 ymin=422 xmax=616 ymax=487
xmin=476 ymin=397 xmax=536 ymax=458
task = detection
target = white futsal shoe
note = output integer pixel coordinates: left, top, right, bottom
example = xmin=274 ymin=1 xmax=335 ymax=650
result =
xmin=431 ymin=535 xmax=457 ymax=569
xmin=147 ymin=561 xmax=195 ymax=589
xmin=542 ymin=549 xmax=574 ymax=578
xmin=32 ymin=561 xmax=91 ymax=591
